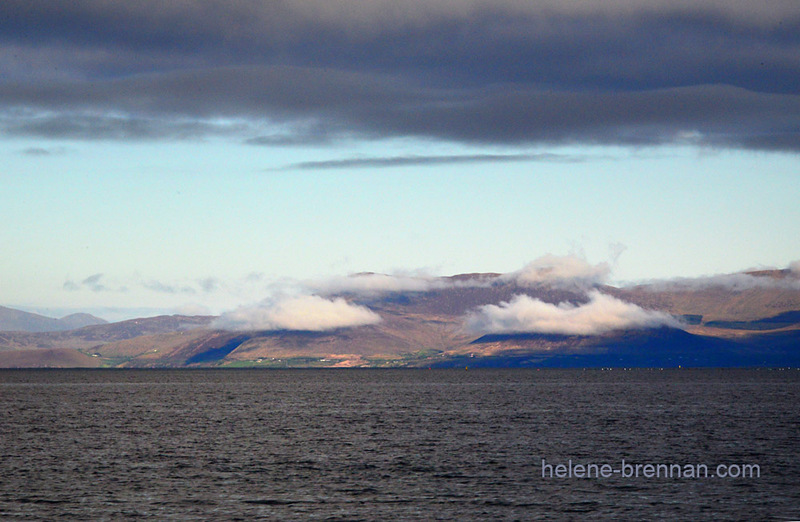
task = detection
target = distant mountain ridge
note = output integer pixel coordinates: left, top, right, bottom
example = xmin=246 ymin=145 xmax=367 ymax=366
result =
xmin=0 ymin=306 xmax=107 ymax=332
xmin=1 ymin=267 xmax=799 ymax=368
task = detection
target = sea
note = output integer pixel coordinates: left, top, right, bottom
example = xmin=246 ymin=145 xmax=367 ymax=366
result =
xmin=1 ymin=368 xmax=798 ymax=520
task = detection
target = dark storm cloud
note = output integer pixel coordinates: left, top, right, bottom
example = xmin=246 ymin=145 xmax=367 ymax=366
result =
xmin=4 ymin=113 xmax=242 ymax=141
xmin=0 ymin=65 xmax=412 ymax=127
xmin=1 ymin=1 xmax=799 ymax=150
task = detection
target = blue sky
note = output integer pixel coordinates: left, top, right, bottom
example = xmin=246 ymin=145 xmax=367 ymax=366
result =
xmin=1 ymin=1 xmax=799 ymax=320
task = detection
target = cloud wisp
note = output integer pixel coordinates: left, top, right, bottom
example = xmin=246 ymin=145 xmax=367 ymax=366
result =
xmin=465 ymin=290 xmax=681 ymax=336
xmin=1 ymin=1 xmax=798 ymax=150
xmin=308 ymin=272 xmax=445 ymax=297
xmin=213 ymin=295 xmax=382 ymax=332
xmin=638 ymin=265 xmax=800 ymax=292
xmin=63 ymin=273 xmax=122 ymax=293
xmin=276 ymin=152 xmax=586 ymax=170
xmin=64 ymin=274 xmax=232 ymax=296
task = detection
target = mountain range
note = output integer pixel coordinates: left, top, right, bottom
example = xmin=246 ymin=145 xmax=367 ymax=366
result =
xmin=0 ymin=306 xmax=107 ymax=332
xmin=1 ymin=269 xmax=799 ymax=368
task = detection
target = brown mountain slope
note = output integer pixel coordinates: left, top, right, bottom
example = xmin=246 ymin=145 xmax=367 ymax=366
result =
xmin=0 ymin=348 xmax=104 ymax=368
xmin=612 ymin=280 xmax=800 ymax=323
xmin=0 ymin=314 xmax=214 ymax=353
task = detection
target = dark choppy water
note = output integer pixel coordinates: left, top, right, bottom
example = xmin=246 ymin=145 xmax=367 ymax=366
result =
xmin=1 ymin=368 xmax=798 ymax=520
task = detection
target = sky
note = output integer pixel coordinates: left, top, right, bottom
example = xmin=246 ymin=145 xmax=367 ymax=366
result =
xmin=1 ymin=1 xmax=799 ymax=322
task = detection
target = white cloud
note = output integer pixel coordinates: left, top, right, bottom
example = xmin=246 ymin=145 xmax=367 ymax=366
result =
xmin=213 ymin=295 xmax=382 ymax=332
xmin=501 ymin=254 xmax=610 ymax=288
xmin=465 ymin=290 xmax=680 ymax=336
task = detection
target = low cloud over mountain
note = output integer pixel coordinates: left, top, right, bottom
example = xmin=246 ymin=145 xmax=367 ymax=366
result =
xmin=501 ymin=255 xmax=611 ymax=289
xmin=640 ymin=267 xmax=800 ymax=292
xmin=465 ymin=290 xmax=681 ymax=336
xmin=308 ymin=254 xmax=613 ymax=298
xmin=213 ymin=295 xmax=381 ymax=332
